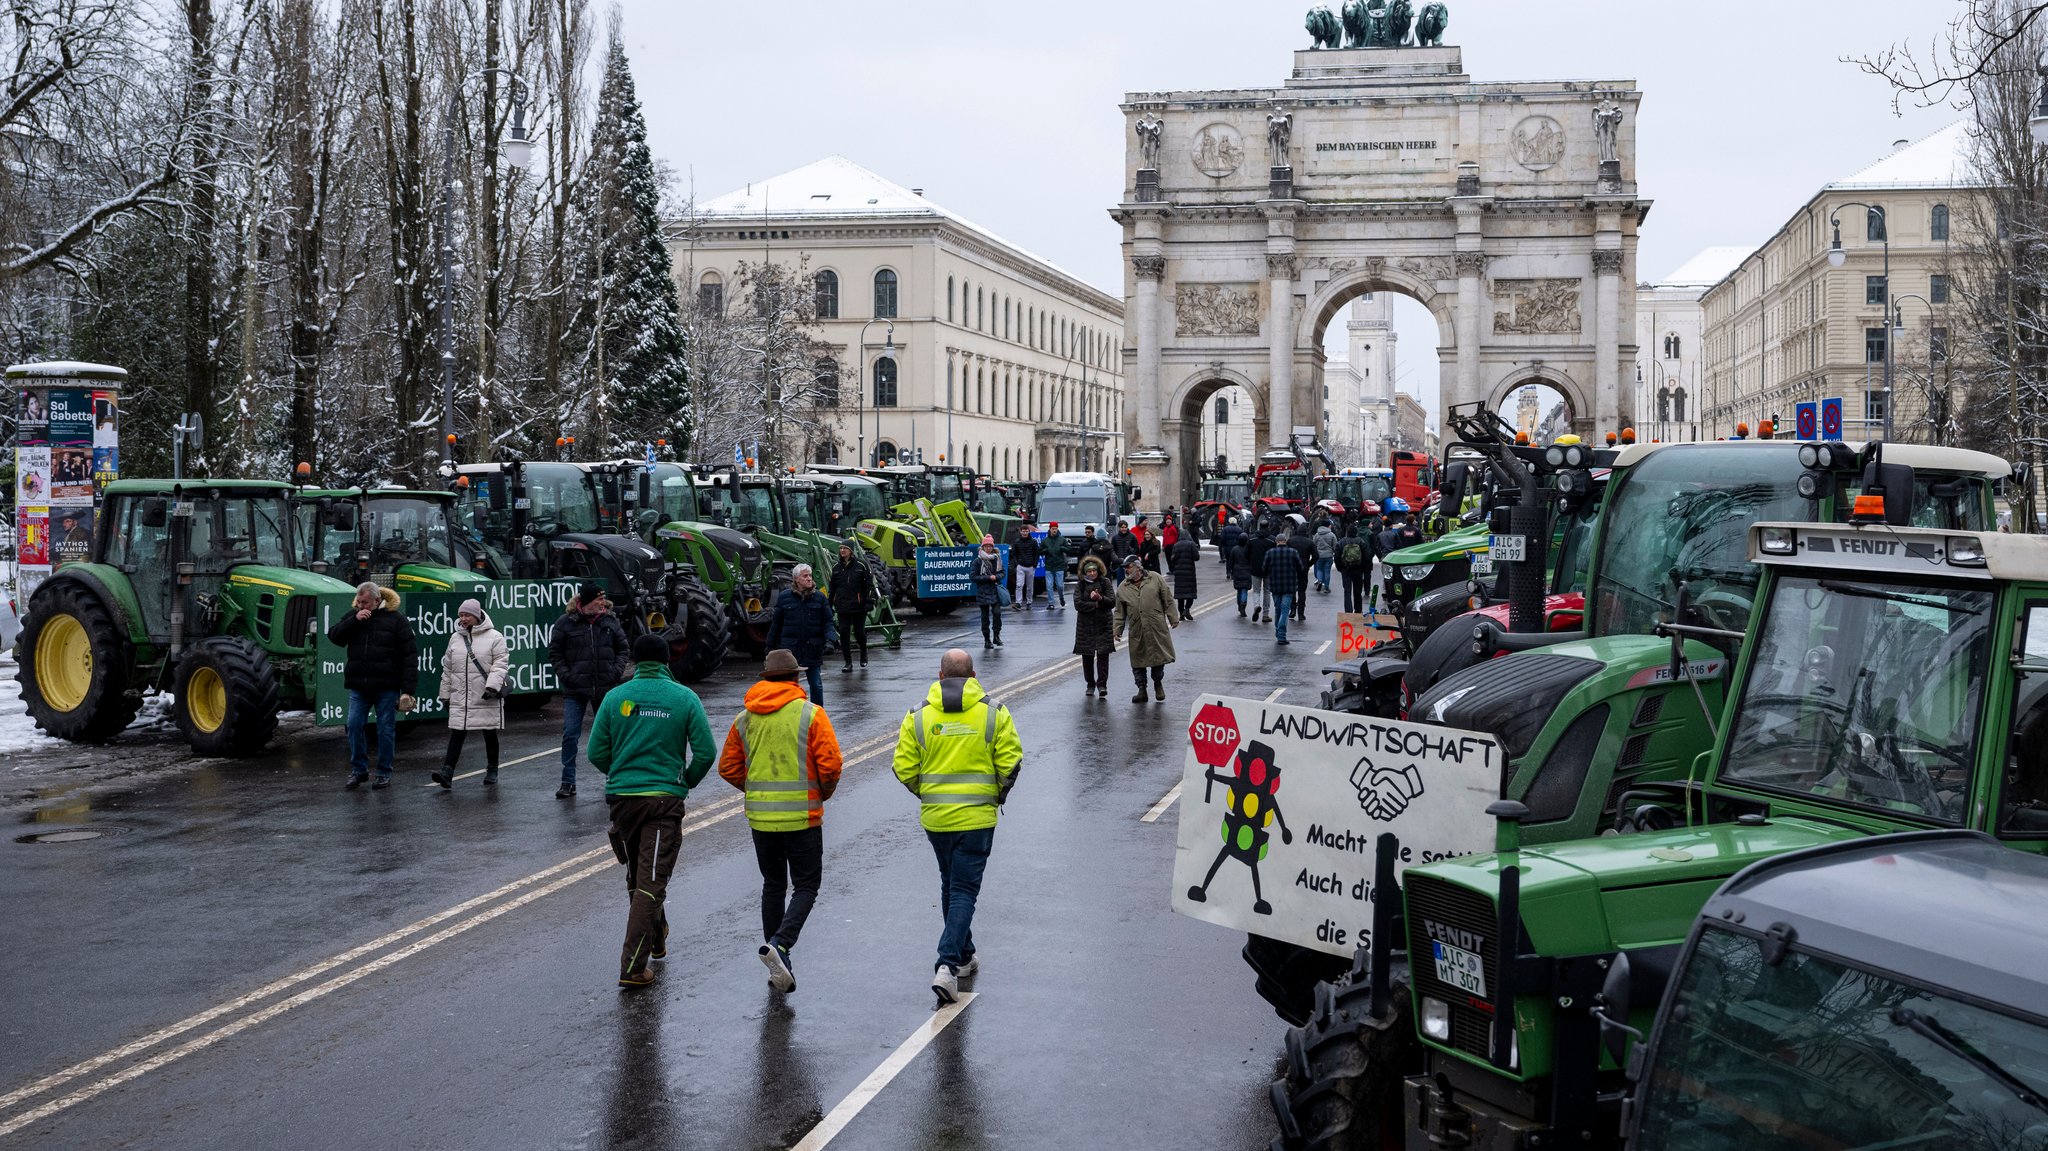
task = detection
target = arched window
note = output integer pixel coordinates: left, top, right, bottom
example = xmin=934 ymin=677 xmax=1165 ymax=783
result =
xmin=813 ymin=270 xmax=839 ymax=319
xmin=873 ymin=269 xmax=898 ymax=318
xmin=1004 ymin=298 xmax=1011 ymax=340
xmin=947 ymin=276 xmax=956 ymax=322
xmin=1931 ymin=203 xmax=1950 ymax=242
xmin=813 ymin=359 xmax=839 ymax=406
xmin=874 ymin=358 xmax=898 ymax=407
xmin=977 ymin=288 xmax=984 ymax=331
xmin=1672 ymin=387 xmax=1688 ymax=422
xmin=1215 ymin=396 xmax=1229 ymax=424
xmin=976 ymin=367 xmax=984 ymax=413
xmin=1664 ymin=333 xmax=1681 ymax=360
xmin=697 ymin=271 xmax=723 ymax=314
xmin=876 ymin=440 xmax=898 ymax=466
xmin=813 ymin=441 xmax=840 ymax=464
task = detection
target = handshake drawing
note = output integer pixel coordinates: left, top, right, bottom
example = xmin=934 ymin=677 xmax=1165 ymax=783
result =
xmin=1351 ymin=756 xmax=1425 ymax=821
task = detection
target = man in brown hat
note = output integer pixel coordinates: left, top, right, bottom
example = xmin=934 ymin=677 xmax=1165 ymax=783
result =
xmin=717 ymin=649 xmax=843 ymax=993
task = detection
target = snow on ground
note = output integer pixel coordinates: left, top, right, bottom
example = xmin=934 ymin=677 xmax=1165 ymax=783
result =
xmin=0 ymin=652 xmax=179 ymax=758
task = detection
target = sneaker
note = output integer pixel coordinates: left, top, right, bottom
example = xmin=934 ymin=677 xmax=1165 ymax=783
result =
xmin=760 ymin=943 xmax=796 ymax=992
xmin=555 ymin=784 xmax=576 ymax=799
xmin=618 ymin=966 xmax=655 ymax=989
xmin=371 ymin=777 xmax=391 ymax=790
xmin=344 ymin=775 xmax=366 ymax=790
xmin=931 ymin=964 xmax=960 ymax=1006
xmin=957 ymin=955 xmax=981 ymax=980
xmin=431 ymin=769 xmax=452 ymax=789
xmin=842 ymin=663 xmax=853 ymax=673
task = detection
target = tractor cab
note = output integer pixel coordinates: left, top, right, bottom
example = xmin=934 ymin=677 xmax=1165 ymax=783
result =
xmin=293 ymin=487 xmax=500 ymax=589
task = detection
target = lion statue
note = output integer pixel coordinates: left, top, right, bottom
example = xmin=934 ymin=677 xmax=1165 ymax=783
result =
xmin=1304 ymin=5 xmax=1341 ymax=48
xmin=1417 ymin=1 xmax=1448 ymax=46
xmin=1386 ymin=0 xmax=1414 ymax=44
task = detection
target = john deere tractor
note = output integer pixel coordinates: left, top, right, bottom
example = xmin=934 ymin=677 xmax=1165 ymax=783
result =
xmin=291 ymin=487 xmax=508 ymax=591
xmin=16 ymin=479 xmax=357 ymax=755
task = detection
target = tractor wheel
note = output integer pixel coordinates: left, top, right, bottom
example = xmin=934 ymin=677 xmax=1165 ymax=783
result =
xmin=173 ymin=636 xmax=281 ymax=757
xmin=1268 ymin=978 xmax=1420 ymax=1151
xmin=17 ymin=580 xmax=141 ymax=743
xmin=669 ymin=579 xmax=730 ymax=683
xmin=862 ymin=552 xmax=891 ymax=605
xmin=1244 ymin=934 xmax=1354 ymax=1026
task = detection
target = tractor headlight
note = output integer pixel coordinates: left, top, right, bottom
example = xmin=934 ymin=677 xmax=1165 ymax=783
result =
xmin=1401 ymin=564 xmax=1433 ymax=582
xmin=1947 ymin=535 xmax=1987 ymax=566
xmin=1795 ymin=472 xmax=1822 ymax=500
xmin=1421 ymin=996 xmax=1451 ymax=1040
xmin=1759 ymin=526 xmax=1796 ymax=555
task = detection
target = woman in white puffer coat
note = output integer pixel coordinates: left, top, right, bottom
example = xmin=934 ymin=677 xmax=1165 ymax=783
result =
xmin=432 ymin=598 xmax=509 ymax=790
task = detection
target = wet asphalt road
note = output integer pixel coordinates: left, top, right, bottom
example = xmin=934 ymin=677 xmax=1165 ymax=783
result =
xmin=0 ymin=565 xmax=1349 ymax=1150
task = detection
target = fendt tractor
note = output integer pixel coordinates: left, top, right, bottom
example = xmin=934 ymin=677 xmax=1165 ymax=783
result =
xmin=1267 ymin=498 xmax=2048 ymax=1151
xmin=17 ymin=480 xmax=358 ymax=755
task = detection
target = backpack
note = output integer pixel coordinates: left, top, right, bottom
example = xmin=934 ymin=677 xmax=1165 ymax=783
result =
xmin=1339 ymin=540 xmax=1365 ymax=569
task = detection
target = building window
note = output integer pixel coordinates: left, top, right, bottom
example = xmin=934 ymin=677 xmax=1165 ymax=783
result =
xmin=1866 ymin=206 xmax=1886 ymax=242
xmin=1865 ymin=274 xmax=1887 ymax=306
xmin=1930 ymin=203 xmax=1949 ymax=242
xmin=872 ymin=269 xmax=898 ymax=318
xmin=977 ymin=288 xmax=984 ymax=331
xmin=814 ymin=359 xmax=840 ymax=406
xmin=1672 ymin=387 xmax=1687 ymax=422
xmin=1866 ymin=327 xmax=1888 ymax=363
xmin=1864 ymin=390 xmax=1887 ymax=424
xmin=1930 ymin=274 xmax=1950 ymax=305
xmin=948 ymin=276 xmax=955 ymax=322
xmin=697 ymin=271 xmax=723 ymax=314
xmin=1931 ymin=326 xmax=1950 ymax=363
xmin=876 ymin=439 xmax=898 ymax=465
xmin=1663 ymin=333 xmax=1681 ymax=359
xmin=813 ymin=270 xmax=839 ymax=319
xmin=874 ymin=358 xmax=898 ymax=407
xmin=814 ymin=442 xmax=840 ymax=464
xmin=1004 ymin=299 xmax=1011 ymax=340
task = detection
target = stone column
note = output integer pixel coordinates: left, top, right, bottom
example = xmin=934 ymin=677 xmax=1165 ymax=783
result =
xmin=1455 ymin=250 xmax=1487 ymax=413
xmin=1267 ymin=252 xmax=1296 ymax=449
xmin=1132 ymin=254 xmax=1166 ymax=448
xmin=1593 ymin=247 xmax=1623 ymax=435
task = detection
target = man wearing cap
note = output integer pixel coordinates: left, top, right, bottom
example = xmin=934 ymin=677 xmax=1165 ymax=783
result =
xmin=1040 ymin=522 xmax=1068 ymax=609
xmin=718 ymin=649 xmax=844 ymax=994
xmin=590 ymin=633 xmax=717 ymax=988
xmin=893 ymin=648 xmax=1022 ymax=1007
xmin=548 ymin=582 xmax=631 ymax=798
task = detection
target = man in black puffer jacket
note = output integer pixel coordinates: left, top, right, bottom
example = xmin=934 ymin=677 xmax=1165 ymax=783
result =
xmin=1009 ymin=524 xmax=1040 ymax=611
xmin=328 ymin=582 xmax=419 ymax=789
xmin=549 ymin=581 xmax=630 ymax=799
xmin=828 ymin=543 xmax=874 ymax=672
xmin=767 ymin=563 xmax=836 ymax=704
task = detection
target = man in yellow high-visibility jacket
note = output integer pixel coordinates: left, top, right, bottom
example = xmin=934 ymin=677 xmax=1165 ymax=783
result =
xmin=893 ymin=648 xmax=1023 ymax=1006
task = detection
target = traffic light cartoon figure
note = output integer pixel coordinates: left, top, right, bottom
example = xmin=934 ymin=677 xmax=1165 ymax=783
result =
xmin=1186 ymin=738 xmax=1293 ymax=914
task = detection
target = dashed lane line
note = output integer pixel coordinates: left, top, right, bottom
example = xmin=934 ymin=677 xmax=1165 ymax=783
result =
xmin=1139 ymin=783 xmax=1182 ymax=824
xmin=1314 ymin=641 xmax=1331 ymax=656
xmin=1266 ymin=687 xmax=1287 ymax=702
xmin=789 ymin=993 xmax=979 ymax=1151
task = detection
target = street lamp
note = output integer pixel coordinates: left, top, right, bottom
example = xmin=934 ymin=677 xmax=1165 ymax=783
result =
xmin=1892 ymin=290 xmax=1938 ymax=443
xmin=1828 ymin=201 xmax=1889 ymax=440
xmin=857 ymin=317 xmax=895 ymax=466
xmin=438 ymin=69 xmax=531 ymax=476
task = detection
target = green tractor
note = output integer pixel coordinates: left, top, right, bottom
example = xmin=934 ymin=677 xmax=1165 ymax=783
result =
xmin=16 ymin=480 xmax=357 ymax=755
xmin=1268 ymin=508 xmax=2048 ymax=1150
xmin=878 ymin=462 xmax=1022 ymax=542
xmin=291 ymin=487 xmax=508 ymax=592
xmin=807 ymin=463 xmax=978 ymax=615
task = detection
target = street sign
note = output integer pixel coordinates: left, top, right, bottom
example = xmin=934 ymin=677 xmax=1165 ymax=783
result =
xmin=1337 ymin=612 xmax=1395 ymax=657
xmin=1189 ymin=701 xmax=1241 ymax=767
xmin=1171 ymin=695 xmax=1502 ymax=957
xmin=1821 ymin=397 xmax=1844 ymax=439
xmin=1795 ymin=402 xmax=1818 ymax=441
xmin=1490 ymin=534 xmax=1526 ymax=562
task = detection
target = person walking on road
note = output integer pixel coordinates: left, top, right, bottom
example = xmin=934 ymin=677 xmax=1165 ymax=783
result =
xmin=1244 ymin=528 xmax=1274 ymax=623
xmin=718 ymin=649 xmax=843 ymax=994
xmin=1168 ymin=529 xmax=1201 ymax=622
xmin=591 ymin=633 xmax=717 ymax=989
xmin=1217 ymin=516 xmax=1244 ymax=569
xmin=1072 ymin=555 xmax=1117 ymax=698
xmin=1111 ymin=520 xmax=1138 ymax=568
xmin=1161 ymin=513 xmax=1179 ymax=551
xmin=973 ymin=535 xmax=1005 ymax=649
xmin=1262 ymin=528 xmax=1307 ymax=645
xmin=1229 ymin=534 xmax=1255 ymax=617
xmin=767 ymin=563 xmax=836 ymax=703
xmin=1009 ymin=524 xmax=1039 ymax=610
xmin=549 ymin=582 xmax=630 ymax=799
xmin=1081 ymin=524 xmax=1116 ymax=572
xmin=1140 ymin=527 xmax=1163 ymax=575
xmin=433 ymin=598 xmax=508 ymax=789
xmin=1288 ymin=526 xmax=1315 ymax=623
xmin=892 ymin=649 xmax=1022 ymax=1006
xmin=1041 ymin=524 xmax=1068 ymax=609
xmin=1312 ymin=519 xmax=1338 ymax=594
xmin=828 ymin=544 xmax=873 ymax=672
xmin=1335 ymin=522 xmax=1372 ymax=614
xmin=1115 ymin=554 xmax=1178 ymax=703
xmin=329 ymin=582 xmax=418 ymax=790
xmin=1372 ymin=500 xmax=1422 ymax=609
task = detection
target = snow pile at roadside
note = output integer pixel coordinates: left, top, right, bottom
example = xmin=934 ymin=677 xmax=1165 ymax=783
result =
xmin=0 ymin=653 xmax=62 ymax=756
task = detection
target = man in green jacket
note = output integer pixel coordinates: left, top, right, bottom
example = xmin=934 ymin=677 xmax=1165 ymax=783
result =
xmin=591 ymin=633 xmax=718 ymax=988
xmin=1040 ymin=523 xmax=1068 ymax=610
xmin=892 ymin=648 xmax=1024 ymax=1006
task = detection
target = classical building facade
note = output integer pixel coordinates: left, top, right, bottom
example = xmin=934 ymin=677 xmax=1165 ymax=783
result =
xmin=1112 ymin=42 xmax=1648 ymax=504
xmin=675 ymin=157 xmax=1124 ymax=477
xmin=1325 ymin=294 xmax=1401 ymax=462
xmin=1634 ymin=247 xmax=1746 ymax=443
xmin=1699 ymin=124 xmax=1970 ymax=442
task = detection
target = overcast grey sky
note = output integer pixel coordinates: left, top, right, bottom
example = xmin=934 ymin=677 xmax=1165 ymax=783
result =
xmin=617 ymin=0 xmax=1962 ymax=419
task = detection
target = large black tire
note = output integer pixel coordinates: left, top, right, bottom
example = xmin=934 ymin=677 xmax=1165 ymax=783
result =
xmin=669 ymin=578 xmax=730 ymax=683
xmin=17 ymin=579 xmax=142 ymax=743
xmin=1269 ymin=978 xmax=1420 ymax=1151
xmin=172 ymin=636 xmax=281 ymax=757
xmin=1245 ymin=934 xmax=1354 ymax=1025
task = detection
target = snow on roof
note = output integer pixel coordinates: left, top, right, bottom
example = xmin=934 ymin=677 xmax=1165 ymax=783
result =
xmin=4 ymin=360 xmax=127 ymax=380
xmin=691 ymin=156 xmax=1105 ymax=298
xmin=1655 ymin=245 xmax=1751 ymax=289
xmin=1829 ymin=121 xmax=1976 ymax=189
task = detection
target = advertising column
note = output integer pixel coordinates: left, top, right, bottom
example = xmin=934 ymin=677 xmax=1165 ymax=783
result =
xmin=7 ymin=362 xmax=125 ymax=606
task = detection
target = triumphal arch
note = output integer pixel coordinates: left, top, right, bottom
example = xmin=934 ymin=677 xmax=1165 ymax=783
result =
xmin=1111 ymin=29 xmax=1649 ymax=504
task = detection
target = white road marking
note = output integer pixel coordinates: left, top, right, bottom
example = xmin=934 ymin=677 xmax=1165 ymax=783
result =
xmin=1140 ymin=782 xmax=1182 ymax=824
xmin=789 ymin=992 xmax=979 ymax=1151
xmin=1314 ymin=641 xmax=1331 ymax=656
xmin=419 ymin=746 xmax=554 ymax=788
xmin=1265 ymin=687 xmax=1287 ymax=703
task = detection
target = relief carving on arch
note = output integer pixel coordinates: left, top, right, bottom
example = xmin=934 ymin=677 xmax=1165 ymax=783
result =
xmin=1175 ymin=282 xmax=1262 ymax=337
xmin=1490 ymin=277 xmax=1582 ymax=334
xmin=1397 ymin=254 xmax=1458 ymax=283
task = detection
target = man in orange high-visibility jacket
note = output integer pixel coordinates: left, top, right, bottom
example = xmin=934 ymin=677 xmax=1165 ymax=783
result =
xmin=718 ymin=648 xmax=842 ymax=993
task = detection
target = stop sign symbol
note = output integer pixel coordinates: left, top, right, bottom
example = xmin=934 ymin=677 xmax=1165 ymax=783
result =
xmin=1189 ymin=702 xmax=1241 ymax=767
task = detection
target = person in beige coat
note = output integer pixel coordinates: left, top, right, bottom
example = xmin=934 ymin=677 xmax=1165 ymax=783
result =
xmin=1113 ymin=554 xmax=1178 ymax=704
xmin=433 ymin=598 xmax=510 ymax=789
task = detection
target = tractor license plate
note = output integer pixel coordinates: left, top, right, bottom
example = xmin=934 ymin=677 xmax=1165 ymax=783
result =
xmin=1469 ymin=553 xmax=1493 ymax=576
xmin=1489 ymin=534 xmax=1526 ymax=563
xmin=1432 ymin=941 xmax=1487 ymax=997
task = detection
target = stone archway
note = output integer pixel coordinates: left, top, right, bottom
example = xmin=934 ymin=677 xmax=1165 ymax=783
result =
xmin=1166 ymin=366 xmax=1265 ymax=504
xmin=1111 ymin=40 xmax=1647 ymax=505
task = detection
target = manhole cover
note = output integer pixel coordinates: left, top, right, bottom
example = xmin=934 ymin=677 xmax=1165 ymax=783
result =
xmin=15 ymin=826 xmax=128 ymax=844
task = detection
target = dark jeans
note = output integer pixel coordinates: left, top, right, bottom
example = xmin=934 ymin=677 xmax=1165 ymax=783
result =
xmin=609 ymin=795 xmax=685 ymax=975
xmin=1176 ymin=597 xmax=1193 ymax=618
xmin=752 ymin=826 xmax=823 ymax=952
xmin=1341 ymin=571 xmax=1366 ymax=613
xmin=1081 ymin=652 xmax=1110 ymax=687
xmin=1132 ymin=664 xmax=1165 ymax=688
xmin=927 ymin=825 xmax=994 ymax=970
xmin=803 ymin=663 xmax=824 ymax=705
xmin=979 ymin=603 xmax=1002 ymax=640
xmin=1274 ymin=593 xmax=1296 ymax=641
xmin=836 ymin=616 xmax=868 ymax=666
xmin=560 ymin=695 xmax=591 ymax=787
xmin=444 ymin=729 xmax=500 ymax=772
xmin=346 ymin=689 xmax=399 ymax=779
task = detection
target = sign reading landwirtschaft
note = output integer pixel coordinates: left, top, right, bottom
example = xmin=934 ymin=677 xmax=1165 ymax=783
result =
xmin=311 ymin=580 xmax=578 ymax=726
xmin=1171 ymin=695 xmax=1501 ymax=957
xmin=914 ymin=544 xmax=1007 ymax=600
